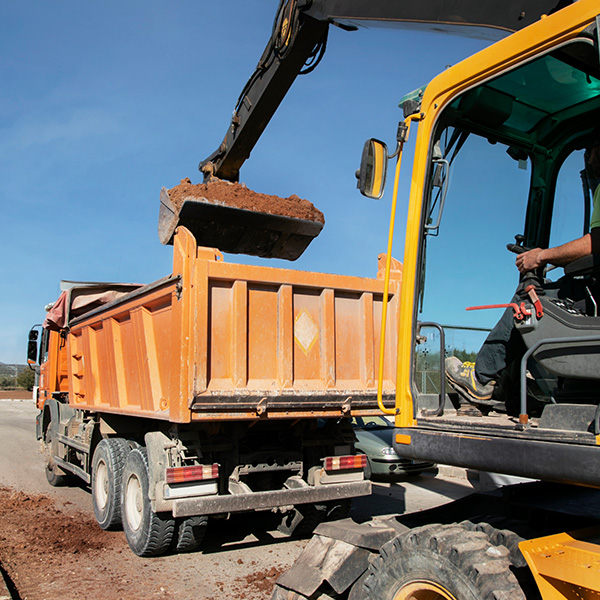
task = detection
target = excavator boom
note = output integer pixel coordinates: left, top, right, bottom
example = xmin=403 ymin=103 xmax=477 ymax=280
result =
xmin=162 ymin=0 xmax=569 ymax=260
xmin=201 ymin=0 xmax=566 ymax=183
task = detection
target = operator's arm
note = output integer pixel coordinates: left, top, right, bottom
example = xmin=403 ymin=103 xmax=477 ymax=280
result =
xmin=515 ymin=232 xmax=595 ymax=273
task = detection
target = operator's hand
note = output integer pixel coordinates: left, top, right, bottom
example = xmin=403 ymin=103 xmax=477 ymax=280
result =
xmin=515 ymin=247 xmax=545 ymax=273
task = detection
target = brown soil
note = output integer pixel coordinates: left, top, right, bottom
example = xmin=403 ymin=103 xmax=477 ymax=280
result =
xmin=0 ymin=486 xmax=287 ymax=600
xmin=168 ymin=178 xmax=325 ymax=224
xmin=0 ymin=390 xmax=31 ymax=400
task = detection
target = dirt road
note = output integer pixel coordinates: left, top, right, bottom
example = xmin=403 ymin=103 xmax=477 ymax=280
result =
xmin=0 ymin=399 xmax=474 ymax=600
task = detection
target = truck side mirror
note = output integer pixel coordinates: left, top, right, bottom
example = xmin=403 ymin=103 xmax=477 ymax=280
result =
xmin=356 ymin=139 xmax=388 ymax=199
xmin=27 ymin=328 xmax=39 ymax=366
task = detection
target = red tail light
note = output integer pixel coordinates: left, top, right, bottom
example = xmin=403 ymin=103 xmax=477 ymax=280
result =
xmin=166 ymin=464 xmax=219 ymax=484
xmin=324 ymin=455 xmax=367 ymax=471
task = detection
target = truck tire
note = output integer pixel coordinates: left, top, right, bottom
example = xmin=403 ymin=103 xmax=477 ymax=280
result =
xmin=361 ymin=523 xmax=527 ymax=600
xmin=121 ymin=448 xmax=175 ymax=556
xmin=43 ymin=427 xmax=66 ymax=487
xmin=172 ymin=516 xmax=208 ymax=553
xmin=279 ymin=503 xmax=328 ymax=537
xmin=325 ymin=498 xmax=352 ymax=521
xmin=91 ymin=438 xmax=130 ymax=530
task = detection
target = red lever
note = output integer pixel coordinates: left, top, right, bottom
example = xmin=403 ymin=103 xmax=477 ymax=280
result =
xmin=466 ymin=302 xmax=531 ymax=321
xmin=525 ymin=285 xmax=544 ymax=319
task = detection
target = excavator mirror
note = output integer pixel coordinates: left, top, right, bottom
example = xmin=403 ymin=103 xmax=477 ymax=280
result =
xmin=357 ymin=139 xmax=388 ymax=199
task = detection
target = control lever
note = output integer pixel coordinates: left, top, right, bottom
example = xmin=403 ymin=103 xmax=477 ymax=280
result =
xmin=466 ymin=302 xmax=531 ymax=321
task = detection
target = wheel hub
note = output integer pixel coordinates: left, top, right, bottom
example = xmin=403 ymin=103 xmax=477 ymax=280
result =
xmin=125 ymin=474 xmax=143 ymax=531
xmin=94 ymin=461 xmax=108 ymax=509
xmin=395 ymin=581 xmax=458 ymax=600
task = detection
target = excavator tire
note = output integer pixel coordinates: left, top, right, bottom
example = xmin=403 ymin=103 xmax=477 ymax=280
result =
xmin=461 ymin=518 xmax=541 ymax=600
xmin=360 ymin=523 xmax=527 ymax=600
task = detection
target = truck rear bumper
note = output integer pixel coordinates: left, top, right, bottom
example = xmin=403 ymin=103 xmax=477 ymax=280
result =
xmin=168 ymin=480 xmax=371 ymax=518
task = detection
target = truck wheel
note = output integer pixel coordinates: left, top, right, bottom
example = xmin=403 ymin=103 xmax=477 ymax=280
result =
xmin=91 ymin=438 xmax=130 ymax=530
xmin=325 ymin=498 xmax=352 ymax=521
xmin=121 ymin=448 xmax=175 ymax=556
xmin=279 ymin=503 xmax=328 ymax=537
xmin=361 ymin=523 xmax=527 ymax=600
xmin=43 ymin=427 xmax=66 ymax=487
xmin=172 ymin=516 xmax=208 ymax=553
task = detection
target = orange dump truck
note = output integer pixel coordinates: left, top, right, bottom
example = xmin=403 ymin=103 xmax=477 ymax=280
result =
xmin=29 ymin=226 xmax=400 ymax=556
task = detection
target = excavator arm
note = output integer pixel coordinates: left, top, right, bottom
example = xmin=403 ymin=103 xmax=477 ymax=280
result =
xmin=160 ymin=0 xmax=570 ymax=260
xmin=199 ymin=0 xmax=569 ymax=182
xmin=199 ymin=7 xmax=329 ymax=182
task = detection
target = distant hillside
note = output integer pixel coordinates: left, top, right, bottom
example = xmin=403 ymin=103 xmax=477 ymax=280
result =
xmin=0 ymin=363 xmax=27 ymax=377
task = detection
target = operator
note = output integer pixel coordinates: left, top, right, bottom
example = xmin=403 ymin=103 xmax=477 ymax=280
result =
xmin=445 ymin=142 xmax=600 ymax=405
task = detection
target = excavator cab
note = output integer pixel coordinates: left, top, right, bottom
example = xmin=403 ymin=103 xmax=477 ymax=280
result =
xmin=389 ymin=32 xmax=600 ymax=487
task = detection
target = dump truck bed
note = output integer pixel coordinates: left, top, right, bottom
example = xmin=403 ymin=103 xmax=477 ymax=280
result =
xmin=63 ymin=227 xmax=400 ymax=423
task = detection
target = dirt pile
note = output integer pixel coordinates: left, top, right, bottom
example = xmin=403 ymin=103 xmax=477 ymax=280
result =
xmin=0 ymin=486 xmax=293 ymax=600
xmin=168 ymin=178 xmax=325 ymax=224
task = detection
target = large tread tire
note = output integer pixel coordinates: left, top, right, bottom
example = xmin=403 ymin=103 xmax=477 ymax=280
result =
xmin=279 ymin=503 xmax=328 ymax=538
xmin=44 ymin=427 xmax=66 ymax=487
xmin=121 ymin=448 xmax=175 ymax=557
xmin=461 ymin=519 xmax=541 ymax=600
xmin=172 ymin=516 xmax=208 ymax=553
xmin=91 ymin=438 xmax=130 ymax=530
xmin=361 ymin=523 xmax=527 ymax=600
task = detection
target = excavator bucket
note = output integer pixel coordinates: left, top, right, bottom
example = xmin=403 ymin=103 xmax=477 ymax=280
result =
xmin=158 ymin=179 xmax=324 ymax=261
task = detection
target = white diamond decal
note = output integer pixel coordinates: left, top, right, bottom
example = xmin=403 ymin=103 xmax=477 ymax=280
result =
xmin=294 ymin=310 xmax=319 ymax=354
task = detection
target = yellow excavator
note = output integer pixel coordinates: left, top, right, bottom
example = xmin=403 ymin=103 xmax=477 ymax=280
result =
xmin=176 ymin=0 xmax=600 ymax=597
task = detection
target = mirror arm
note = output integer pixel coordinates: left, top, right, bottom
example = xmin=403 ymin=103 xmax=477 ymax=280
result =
xmin=389 ymin=121 xmax=409 ymax=159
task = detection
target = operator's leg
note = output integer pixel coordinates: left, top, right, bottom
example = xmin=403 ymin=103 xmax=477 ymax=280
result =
xmin=474 ymin=296 xmax=521 ymax=384
xmin=446 ymin=294 xmax=521 ymax=404
xmin=446 ymin=275 xmax=577 ymax=407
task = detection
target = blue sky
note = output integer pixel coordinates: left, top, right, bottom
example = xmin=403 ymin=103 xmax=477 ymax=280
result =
xmin=0 ymin=1 xmax=492 ymax=364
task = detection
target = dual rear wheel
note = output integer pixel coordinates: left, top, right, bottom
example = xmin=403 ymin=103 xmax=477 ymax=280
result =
xmin=91 ymin=441 xmax=207 ymax=556
xmin=121 ymin=447 xmax=175 ymax=556
xmin=91 ymin=438 xmax=130 ymax=529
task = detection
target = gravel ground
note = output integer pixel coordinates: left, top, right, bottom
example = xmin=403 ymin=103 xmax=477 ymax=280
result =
xmin=0 ymin=399 xmax=474 ymax=599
